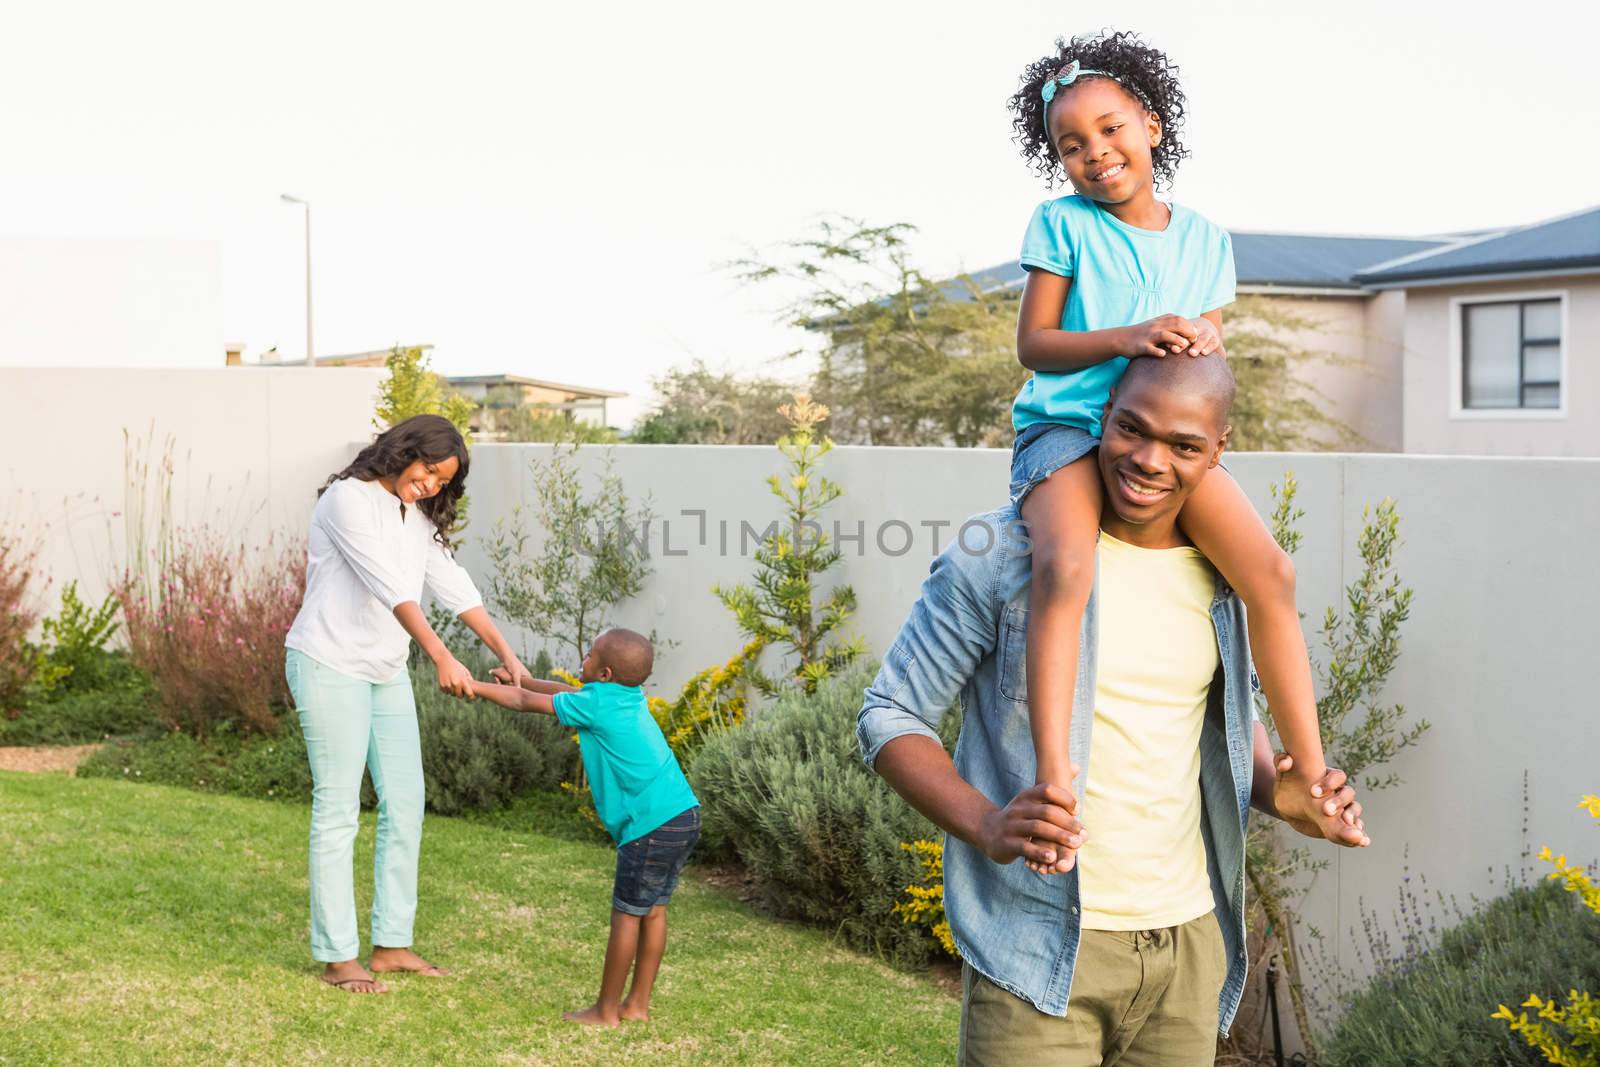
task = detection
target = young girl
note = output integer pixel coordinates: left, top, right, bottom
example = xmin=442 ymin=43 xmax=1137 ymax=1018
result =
xmin=1005 ymin=32 xmax=1329 ymax=874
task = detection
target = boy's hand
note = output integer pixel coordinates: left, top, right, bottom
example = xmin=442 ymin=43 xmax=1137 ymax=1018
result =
xmin=977 ymin=777 xmax=1086 ymax=870
xmin=1273 ymin=754 xmax=1369 ymax=847
xmin=1119 ymin=315 xmax=1199 ymax=358
xmin=490 ymin=666 xmax=514 ymax=685
xmin=1178 ymin=317 xmax=1224 ymax=358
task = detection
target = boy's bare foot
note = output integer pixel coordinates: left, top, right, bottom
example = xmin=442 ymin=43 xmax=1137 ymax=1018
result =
xmin=619 ymin=996 xmax=651 ymax=1022
xmin=562 ymin=1003 xmax=621 ymax=1027
xmin=320 ymin=960 xmax=389 ymax=994
xmin=369 ymin=946 xmax=450 ymax=976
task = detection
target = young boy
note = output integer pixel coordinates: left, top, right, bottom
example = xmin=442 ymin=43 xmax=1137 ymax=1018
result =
xmin=470 ymin=627 xmax=700 ymax=1027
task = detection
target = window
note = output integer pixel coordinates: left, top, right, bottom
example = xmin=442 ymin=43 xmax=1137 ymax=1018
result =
xmin=1461 ymin=297 xmax=1562 ymax=410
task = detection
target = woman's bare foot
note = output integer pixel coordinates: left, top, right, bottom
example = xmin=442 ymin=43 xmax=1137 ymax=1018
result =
xmin=562 ymin=1003 xmax=621 ymax=1027
xmin=320 ymin=960 xmax=388 ymax=994
xmin=369 ymin=946 xmax=450 ymax=976
xmin=619 ymin=996 xmax=650 ymax=1023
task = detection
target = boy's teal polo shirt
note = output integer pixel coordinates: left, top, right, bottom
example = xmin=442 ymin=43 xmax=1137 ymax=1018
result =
xmin=553 ymin=681 xmax=698 ymax=845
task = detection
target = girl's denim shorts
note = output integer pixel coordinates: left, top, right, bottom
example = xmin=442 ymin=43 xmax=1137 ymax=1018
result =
xmin=612 ymin=806 xmax=701 ymax=916
xmin=1008 ymin=423 xmax=1099 ymax=508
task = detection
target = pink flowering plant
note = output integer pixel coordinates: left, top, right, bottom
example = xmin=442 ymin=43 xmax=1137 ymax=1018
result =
xmin=117 ymin=530 xmax=304 ymax=738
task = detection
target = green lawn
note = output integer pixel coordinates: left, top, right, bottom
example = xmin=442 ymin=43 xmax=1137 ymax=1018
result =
xmin=0 ymin=772 xmax=957 ymax=1066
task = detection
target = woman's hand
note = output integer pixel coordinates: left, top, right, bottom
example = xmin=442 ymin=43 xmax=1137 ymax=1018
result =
xmin=499 ymin=656 xmax=533 ymax=689
xmin=434 ymin=654 xmax=475 ymax=698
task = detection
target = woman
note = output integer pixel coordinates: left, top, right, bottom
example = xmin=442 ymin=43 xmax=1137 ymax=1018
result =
xmin=284 ymin=413 xmax=528 ymax=994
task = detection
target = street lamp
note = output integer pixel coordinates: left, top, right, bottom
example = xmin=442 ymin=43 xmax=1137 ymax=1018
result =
xmin=280 ymin=194 xmax=314 ymax=367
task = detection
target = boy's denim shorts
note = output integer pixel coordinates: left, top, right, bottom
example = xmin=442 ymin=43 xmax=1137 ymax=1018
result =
xmin=1008 ymin=423 xmax=1099 ymax=508
xmin=613 ymin=806 xmax=701 ymax=916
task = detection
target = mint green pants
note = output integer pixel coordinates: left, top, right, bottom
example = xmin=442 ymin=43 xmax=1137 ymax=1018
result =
xmin=285 ymin=649 xmax=426 ymax=963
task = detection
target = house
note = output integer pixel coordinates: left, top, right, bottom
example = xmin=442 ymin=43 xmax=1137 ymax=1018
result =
xmin=970 ymin=204 xmax=1599 ymax=456
xmin=1354 ymin=206 xmax=1598 ymax=456
xmin=249 ymin=348 xmax=628 ymax=436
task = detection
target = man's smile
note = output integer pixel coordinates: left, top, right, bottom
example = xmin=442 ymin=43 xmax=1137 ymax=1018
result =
xmin=1115 ymin=469 xmax=1171 ymax=506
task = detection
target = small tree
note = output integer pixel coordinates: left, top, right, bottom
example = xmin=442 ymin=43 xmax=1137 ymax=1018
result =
xmin=483 ymin=444 xmax=653 ymax=675
xmin=1495 ymin=792 xmax=1600 ymax=1067
xmin=1225 ymin=474 xmax=1428 ymax=1064
xmin=373 ymin=345 xmax=475 ymax=437
xmin=373 ymin=345 xmax=477 ymax=544
xmin=713 ymin=395 xmax=865 ymax=695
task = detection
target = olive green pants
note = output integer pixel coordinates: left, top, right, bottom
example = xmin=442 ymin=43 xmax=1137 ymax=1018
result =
xmin=958 ymin=912 xmax=1227 ymax=1066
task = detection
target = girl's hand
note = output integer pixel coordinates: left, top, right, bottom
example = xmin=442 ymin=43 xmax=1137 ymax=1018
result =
xmin=435 ymin=655 xmax=475 ymax=698
xmin=1119 ymin=315 xmax=1198 ymax=358
xmin=1179 ymin=316 xmax=1224 ymax=358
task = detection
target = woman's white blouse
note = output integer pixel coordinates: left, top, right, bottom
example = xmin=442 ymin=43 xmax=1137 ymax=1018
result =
xmin=285 ymin=476 xmax=482 ymax=683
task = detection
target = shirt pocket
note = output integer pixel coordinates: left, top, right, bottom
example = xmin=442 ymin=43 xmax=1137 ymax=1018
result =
xmin=998 ymin=605 xmax=1029 ymax=704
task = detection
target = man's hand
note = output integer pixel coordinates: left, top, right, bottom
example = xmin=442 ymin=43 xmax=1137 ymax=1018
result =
xmin=1118 ymin=315 xmax=1199 ymax=358
xmin=976 ymin=780 xmax=1087 ymax=869
xmin=1273 ymin=754 xmax=1369 ymax=847
xmin=1178 ymin=316 xmax=1224 ymax=358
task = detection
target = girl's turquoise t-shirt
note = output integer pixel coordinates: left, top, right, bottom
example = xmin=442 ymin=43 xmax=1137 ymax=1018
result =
xmin=553 ymin=682 xmax=698 ymax=845
xmin=1012 ymin=195 xmax=1237 ymax=436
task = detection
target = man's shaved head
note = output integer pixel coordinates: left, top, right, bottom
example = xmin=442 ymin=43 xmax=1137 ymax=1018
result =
xmin=593 ymin=627 xmax=655 ymax=686
xmin=1117 ymin=354 xmax=1236 ymax=432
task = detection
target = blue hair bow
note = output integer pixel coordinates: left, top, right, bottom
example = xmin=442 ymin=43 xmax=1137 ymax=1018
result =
xmin=1040 ymin=60 xmax=1115 ymax=105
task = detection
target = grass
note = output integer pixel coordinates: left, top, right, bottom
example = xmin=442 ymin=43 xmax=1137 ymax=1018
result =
xmin=0 ymin=772 xmax=957 ymax=1066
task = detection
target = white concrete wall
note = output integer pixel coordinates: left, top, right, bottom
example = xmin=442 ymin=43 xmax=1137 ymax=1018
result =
xmin=0 ymin=367 xmax=383 ymax=610
xmin=1402 ymin=275 xmax=1600 ymax=456
xmin=0 ymin=240 xmax=223 ymax=368
xmin=462 ymin=443 xmax=1600 ymax=990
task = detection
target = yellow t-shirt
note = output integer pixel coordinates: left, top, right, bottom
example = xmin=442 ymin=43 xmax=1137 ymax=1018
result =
xmin=1078 ymin=533 xmax=1221 ymax=931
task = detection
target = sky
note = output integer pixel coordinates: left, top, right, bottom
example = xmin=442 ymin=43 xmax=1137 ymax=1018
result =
xmin=4 ymin=0 xmax=1598 ymax=428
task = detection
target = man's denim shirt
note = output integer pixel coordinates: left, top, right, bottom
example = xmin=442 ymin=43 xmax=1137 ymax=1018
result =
xmin=856 ymin=506 xmax=1257 ymax=1033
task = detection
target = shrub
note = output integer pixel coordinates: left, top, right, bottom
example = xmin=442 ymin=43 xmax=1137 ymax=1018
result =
xmin=0 ymin=535 xmax=60 ymax=717
xmin=39 ymin=581 xmax=122 ymax=694
xmin=647 ymin=639 xmax=765 ymax=768
xmin=412 ymin=663 xmax=574 ymax=815
xmin=117 ymin=531 xmax=304 ymax=738
xmin=689 ymin=661 xmax=955 ymax=964
xmin=1321 ymin=879 xmax=1600 ymax=1066
xmin=1494 ymin=792 xmax=1600 ymax=1066
xmin=0 ymin=668 xmax=157 ymax=745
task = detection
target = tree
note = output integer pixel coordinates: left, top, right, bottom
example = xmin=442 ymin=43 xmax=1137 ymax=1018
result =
xmin=630 ymin=361 xmax=797 ymax=445
xmin=734 ymin=218 xmax=1028 ymax=448
xmin=1224 ymin=474 xmax=1427 ymax=1064
xmin=1224 ymin=297 xmax=1360 ymax=452
xmin=373 ymin=345 xmax=477 ymax=543
xmin=712 ymin=395 xmax=865 ymax=695
xmin=491 ymin=404 xmax=619 ymax=444
xmin=482 ymin=444 xmax=653 ymax=675
xmin=373 ymin=345 xmax=475 ymax=438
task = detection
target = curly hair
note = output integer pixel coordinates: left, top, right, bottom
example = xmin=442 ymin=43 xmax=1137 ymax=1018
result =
xmin=1008 ymin=30 xmax=1189 ymax=190
xmin=321 ymin=413 xmax=469 ymax=547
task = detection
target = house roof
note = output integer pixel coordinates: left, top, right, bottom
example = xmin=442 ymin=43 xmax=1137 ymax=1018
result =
xmin=960 ymin=203 xmax=1600 ymax=294
xmin=1229 ymin=232 xmax=1453 ymax=289
xmin=1354 ymin=205 xmax=1600 ymax=286
xmin=447 ymin=374 xmax=627 ymax=399
xmin=963 ymin=232 xmax=1455 ymax=295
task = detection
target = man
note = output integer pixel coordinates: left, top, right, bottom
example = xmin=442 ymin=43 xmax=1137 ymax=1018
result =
xmin=857 ymin=354 xmax=1369 ymax=1065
